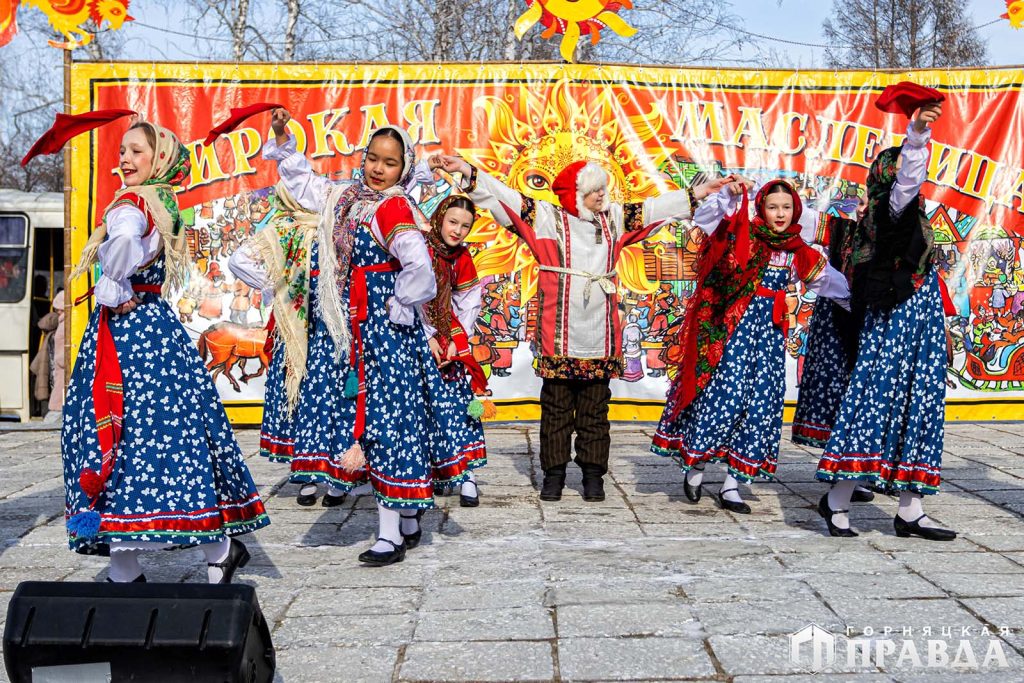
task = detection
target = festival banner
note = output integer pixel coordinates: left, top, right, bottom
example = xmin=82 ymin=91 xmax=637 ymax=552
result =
xmin=68 ymin=62 xmax=1024 ymax=424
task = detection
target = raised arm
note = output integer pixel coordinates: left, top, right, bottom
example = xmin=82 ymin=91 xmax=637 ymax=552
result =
xmin=633 ymin=175 xmax=733 ymax=231
xmin=228 ymin=243 xmax=273 ymax=303
xmin=432 ymin=155 xmax=529 ymax=228
xmin=890 ymin=104 xmax=939 ymax=218
xmin=692 ymin=182 xmax=748 ymax=235
xmin=264 ymin=108 xmax=344 ymax=213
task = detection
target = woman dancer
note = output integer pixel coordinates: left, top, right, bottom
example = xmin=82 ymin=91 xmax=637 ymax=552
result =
xmin=258 ymin=109 xmax=467 ymax=565
xmin=816 ymin=99 xmax=956 ymax=541
xmin=50 ymin=115 xmax=268 ymax=583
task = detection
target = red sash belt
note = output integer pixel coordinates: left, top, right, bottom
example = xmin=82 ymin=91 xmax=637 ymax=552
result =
xmin=349 ymin=260 xmax=402 ymax=440
xmin=755 ymin=285 xmax=789 ymax=337
xmin=445 ymin=321 xmax=488 ymax=395
xmin=75 ymin=283 xmax=162 ymax=504
xmin=263 ymin=312 xmax=276 ymax=354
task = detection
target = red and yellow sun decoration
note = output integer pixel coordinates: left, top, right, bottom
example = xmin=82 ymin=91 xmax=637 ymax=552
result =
xmin=1002 ymin=1 xmax=1023 ymax=29
xmin=457 ymin=78 xmax=682 ymax=305
xmin=0 ymin=0 xmax=134 ymax=49
xmin=514 ymin=0 xmax=637 ymax=62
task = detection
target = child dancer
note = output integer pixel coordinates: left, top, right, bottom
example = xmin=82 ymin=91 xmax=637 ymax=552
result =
xmin=259 ymin=109 xmax=466 ymax=565
xmin=653 ymin=178 xmax=851 ymax=514
xmin=433 ymin=154 xmax=727 ymax=502
xmin=816 ymin=98 xmax=956 ymax=541
xmin=228 ymin=182 xmax=349 ymax=507
xmin=420 ymin=193 xmax=490 ymax=507
xmin=791 ymin=194 xmax=876 ymax=506
xmin=34 ymin=114 xmax=269 ymax=583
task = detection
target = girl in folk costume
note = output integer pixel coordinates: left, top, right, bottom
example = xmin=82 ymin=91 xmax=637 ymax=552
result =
xmin=653 ymin=178 xmax=851 ymax=514
xmin=420 ymin=194 xmax=492 ymax=508
xmin=791 ymin=193 xmax=878 ymax=506
xmin=816 ymin=95 xmax=957 ymax=541
xmin=434 ymin=154 xmax=728 ymax=503
xmin=228 ymin=181 xmax=338 ymax=506
xmin=259 ymin=109 xmax=467 ymax=566
xmin=28 ymin=113 xmax=269 ymax=583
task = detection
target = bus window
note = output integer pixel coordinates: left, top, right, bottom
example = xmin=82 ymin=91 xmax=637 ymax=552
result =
xmin=0 ymin=215 xmax=28 ymax=303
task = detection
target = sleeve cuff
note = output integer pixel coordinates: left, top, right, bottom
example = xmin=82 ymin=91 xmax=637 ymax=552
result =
xmin=95 ymin=275 xmax=134 ymax=307
xmin=263 ymin=134 xmax=298 ymax=161
xmin=387 ymin=297 xmax=415 ymax=326
xmin=904 ymin=123 xmax=932 ymax=148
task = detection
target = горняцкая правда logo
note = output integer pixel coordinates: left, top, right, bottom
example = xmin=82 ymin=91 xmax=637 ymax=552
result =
xmin=789 ymin=624 xmax=1011 ymax=673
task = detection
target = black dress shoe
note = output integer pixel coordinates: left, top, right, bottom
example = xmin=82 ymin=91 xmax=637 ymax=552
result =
xmin=209 ymin=538 xmax=251 ymax=584
xmin=106 ymin=573 xmax=147 ymax=583
xmin=358 ymin=537 xmax=406 ymax=566
xmin=683 ymin=466 xmax=705 ymax=503
xmin=540 ymin=465 xmax=567 ymax=501
xmin=894 ymin=514 xmax=956 ymax=541
xmin=459 ymin=482 xmax=480 ymax=508
xmin=296 ymin=487 xmax=318 ymax=506
xmin=851 ymin=486 xmax=875 ymax=503
xmin=401 ymin=509 xmax=426 ymax=550
xmin=717 ymin=488 xmax=751 ymax=514
xmin=817 ymin=493 xmax=858 ymax=537
xmin=579 ymin=463 xmax=606 ymax=502
xmin=321 ymin=491 xmax=347 ymax=507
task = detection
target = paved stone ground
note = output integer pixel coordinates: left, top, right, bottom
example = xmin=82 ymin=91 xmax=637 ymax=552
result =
xmin=1 ymin=422 xmax=1024 ymax=682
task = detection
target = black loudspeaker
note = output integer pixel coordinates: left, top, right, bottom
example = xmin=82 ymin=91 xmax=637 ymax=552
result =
xmin=3 ymin=581 xmax=275 ymax=683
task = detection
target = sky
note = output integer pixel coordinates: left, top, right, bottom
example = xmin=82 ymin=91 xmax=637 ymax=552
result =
xmin=60 ymin=0 xmax=1024 ymax=67
xmin=751 ymin=0 xmax=1021 ymax=67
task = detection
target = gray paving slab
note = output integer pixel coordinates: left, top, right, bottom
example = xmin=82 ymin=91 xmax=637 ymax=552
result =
xmin=0 ymin=422 xmax=1022 ymax=681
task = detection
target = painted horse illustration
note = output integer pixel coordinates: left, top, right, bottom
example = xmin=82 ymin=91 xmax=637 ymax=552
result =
xmin=197 ymin=322 xmax=269 ymax=392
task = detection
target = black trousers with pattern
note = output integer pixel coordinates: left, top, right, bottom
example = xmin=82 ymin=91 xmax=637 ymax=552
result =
xmin=539 ymin=378 xmax=611 ymax=473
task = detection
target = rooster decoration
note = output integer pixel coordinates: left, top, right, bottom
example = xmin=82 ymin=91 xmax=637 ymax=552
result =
xmin=0 ymin=0 xmax=133 ymax=49
xmin=514 ymin=0 xmax=636 ymax=62
xmin=1003 ymin=0 xmax=1023 ymax=29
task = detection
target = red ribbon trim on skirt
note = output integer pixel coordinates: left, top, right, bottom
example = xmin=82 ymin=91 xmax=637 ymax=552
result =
xmin=349 ymin=259 xmax=402 ymax=440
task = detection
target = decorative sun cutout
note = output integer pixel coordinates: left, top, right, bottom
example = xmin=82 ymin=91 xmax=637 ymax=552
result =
xmin=514 ymin=0 xmax=637 ymax=62
xmin=1002 ymin=1 xmax=1023 ymax=29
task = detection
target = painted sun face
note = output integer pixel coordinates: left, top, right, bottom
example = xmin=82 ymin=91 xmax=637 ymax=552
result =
xmin=514 ymin=0 xmax=636 ymax=62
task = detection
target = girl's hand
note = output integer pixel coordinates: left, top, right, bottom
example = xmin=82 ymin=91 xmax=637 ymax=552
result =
xmin=271 ymin=108 xmax=291 ymax=141
xmin=693 ymin=175 xmax=730 ymax=200
xmin=446 ymin=340 xmax=457 ymax=360
xmin=110 ymin=294 xmax=142 ymax=316
xmin=428 ymin=336 xmax=443 ymax=366
xmin=913 ymin=102 xmax=943 ymax=133
xmin=436 ymin=155 xmax=471 ymax=177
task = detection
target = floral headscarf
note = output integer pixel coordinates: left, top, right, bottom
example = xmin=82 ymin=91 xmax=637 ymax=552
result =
xmin=423 ymin=195 xmax=476 ymax=340
xmin=72 ymin=121 xmax=192 ymax=294
xmin=666 ymin=181 xmax=825 ymax=415
xmin=316 ymin=124 xmax=428 ymax=358
xmin=249 ymin=181 xmax=320 ymax=413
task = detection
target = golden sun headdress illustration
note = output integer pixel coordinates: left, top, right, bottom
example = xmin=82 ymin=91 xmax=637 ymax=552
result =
xmin=457 ymin=79 xmax=680 ymax=303
xmin=513 ymin=0 xmax=637 ymax=62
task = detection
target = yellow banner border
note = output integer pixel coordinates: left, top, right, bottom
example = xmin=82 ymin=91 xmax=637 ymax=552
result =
xmin=68 ymin=61 xmax=1024 ymax=424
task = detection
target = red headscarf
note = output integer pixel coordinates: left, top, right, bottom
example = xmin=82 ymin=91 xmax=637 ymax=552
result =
xmin=666 ymin=181 xmax=825 ymax=416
